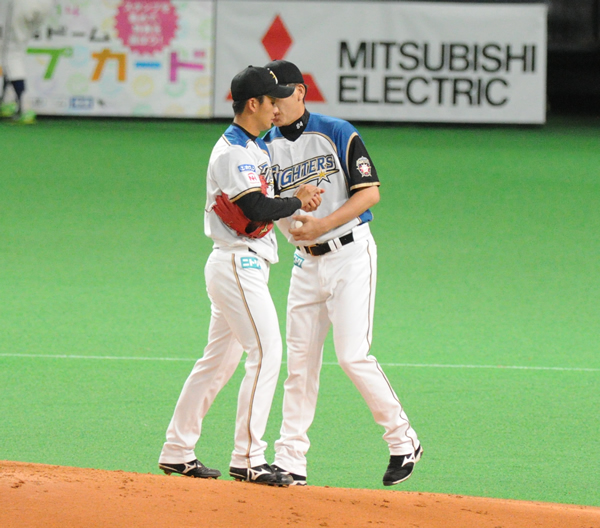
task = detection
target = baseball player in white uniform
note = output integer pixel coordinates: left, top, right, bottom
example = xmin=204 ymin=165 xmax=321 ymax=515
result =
xmin=158 ymin=65 xmax=323 ymax=486
xmin=263 ymin=60 xmax=422 ymax=486
xmin=0 ymin=0 xmax=54 ymax=123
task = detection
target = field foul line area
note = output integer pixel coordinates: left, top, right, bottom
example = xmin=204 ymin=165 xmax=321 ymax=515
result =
xmin=0 ymin=354 xmax=598 ymax=372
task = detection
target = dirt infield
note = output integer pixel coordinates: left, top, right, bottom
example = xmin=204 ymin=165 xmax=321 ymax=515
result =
xmin=1 ymin=461 xmax=599 ymax=528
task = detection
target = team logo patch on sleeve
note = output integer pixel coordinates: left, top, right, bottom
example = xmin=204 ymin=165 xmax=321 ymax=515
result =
xmin=356 ymin=157 xmax=372 ymax=178
xmin=241 ymin=256 xmax=261 ymax=269
xmin=238 ymin=164 xmax=260 ymax=184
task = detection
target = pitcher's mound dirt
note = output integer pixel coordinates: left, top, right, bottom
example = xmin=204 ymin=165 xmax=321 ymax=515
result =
xmin=1 ymin=461 xmax=599 ymax=528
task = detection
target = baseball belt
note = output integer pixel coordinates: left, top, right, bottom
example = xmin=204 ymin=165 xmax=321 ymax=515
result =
xmin=299 ymin=232 xmax=354 ymax=256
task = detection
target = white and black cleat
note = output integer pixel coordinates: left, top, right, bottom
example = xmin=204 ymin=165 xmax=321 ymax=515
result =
xmin=229 ymin=463 xmax=293 ymax=486
xmin=271 ymin=464 xmax=307 ymax=486
xmin=159 ymin=459 xmax=221 ymax=479
xmin=382 ymin=444 xmax=423 ymax=486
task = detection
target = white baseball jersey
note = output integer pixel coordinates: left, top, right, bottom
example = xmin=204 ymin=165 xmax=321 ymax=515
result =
xmin=205 ymin=124 xmax=278 ymax=263
xmin=263 ymin=112 xmax=380 ymax=246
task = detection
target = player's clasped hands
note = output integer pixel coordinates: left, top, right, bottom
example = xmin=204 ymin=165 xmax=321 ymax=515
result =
xmin=295 ymin=184 xmax=324 ymax=212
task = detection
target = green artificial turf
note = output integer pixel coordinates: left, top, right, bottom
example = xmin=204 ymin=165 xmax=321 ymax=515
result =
xmin=1 ymin=116 xmax=599 ymax=506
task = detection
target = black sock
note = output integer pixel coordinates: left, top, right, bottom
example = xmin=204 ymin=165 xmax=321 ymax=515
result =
xmin=12 ymin=79 xmax=26 ymax=114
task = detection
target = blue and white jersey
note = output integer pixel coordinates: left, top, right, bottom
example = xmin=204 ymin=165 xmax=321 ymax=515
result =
xmin=264 ymin=112 xmax=380 ymax=246
xmin=205 ymin=124 xmax=278 ymax=263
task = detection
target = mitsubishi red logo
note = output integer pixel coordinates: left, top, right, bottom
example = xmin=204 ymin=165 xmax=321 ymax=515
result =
xmin=261 ymin=15 xmax=293 ymax=63
xmin=225 ymin=15 xmax=325 ymax=102
xmin=262 ymin=15 xmax=325 ymax=102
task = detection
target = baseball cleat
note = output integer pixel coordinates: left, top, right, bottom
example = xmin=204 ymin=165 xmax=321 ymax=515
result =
xmin=229 ymin=463 xmax=293 ymax=486
xmin=271 ymin=464 xmax=307 ymax=486
xmin=382 ymin=444 xmax=423 ymax=486
xmin=11 ymin=110 xmax=37 ymax=125
xmin=159 ymin=459 xmax=221 ymax=479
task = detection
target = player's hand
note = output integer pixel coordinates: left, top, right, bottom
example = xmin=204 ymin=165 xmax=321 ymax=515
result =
xmin=303 ymin=191 xmax=322 ymax=212
xmin=295 ymin=184 xmax=324 ymax=212
xmin=289 ymin=215 xmax=327 ymax=241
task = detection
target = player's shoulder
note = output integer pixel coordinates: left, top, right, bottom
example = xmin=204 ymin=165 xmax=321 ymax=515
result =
xmin=211 ymin=130 xmax=253 ymax=164
xmin=222 ymin=124 xmax=254 ymax=148
xmin=262 ymin=126 xmax=283 ymax=144
xmin=216 ymin=125 xmax=269 ymax=157
xmin=307 ymin=112 xmax=359 ymax=138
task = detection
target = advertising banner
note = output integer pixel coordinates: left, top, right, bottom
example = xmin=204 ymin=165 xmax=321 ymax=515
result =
xmin=18 ymin=1 xmax=214 ymax=118
xmin=214 ymin=1 xmax=547 ymax=123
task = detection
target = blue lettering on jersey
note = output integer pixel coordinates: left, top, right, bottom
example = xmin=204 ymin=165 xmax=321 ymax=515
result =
xmin=238 ymin=164 xmax=256 ymax=173
xmin=273 ymin=155 xmax=338 ymax=192
xmin=293 ymin=253 xmax=305 ymax=268
xmin=241 ymin=257 xmax=261 ymax=269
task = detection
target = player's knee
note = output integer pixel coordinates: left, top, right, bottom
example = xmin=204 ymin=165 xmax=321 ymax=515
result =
xmin=337 ymin=355 xmax=365 ymax=375
xmin=261 ymin=338 xmax=283 ymax=360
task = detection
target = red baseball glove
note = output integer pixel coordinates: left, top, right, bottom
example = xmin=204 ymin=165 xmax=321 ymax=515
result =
xmin=213 ymin=192 xmax=273 ymax=239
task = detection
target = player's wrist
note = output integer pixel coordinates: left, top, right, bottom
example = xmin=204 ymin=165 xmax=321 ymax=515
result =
xmin=319 ymin=216 xmax=335 ymax=234
xmin=294 ymin=189 xmax=310 ymax=208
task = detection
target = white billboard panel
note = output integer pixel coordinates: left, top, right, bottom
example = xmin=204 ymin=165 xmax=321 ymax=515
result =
xmin=214 ymin=1 xmax=547 ymax=123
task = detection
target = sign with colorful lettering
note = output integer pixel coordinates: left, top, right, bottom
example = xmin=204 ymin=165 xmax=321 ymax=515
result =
xmin=24 ymin=0 xmax=213 ymax=117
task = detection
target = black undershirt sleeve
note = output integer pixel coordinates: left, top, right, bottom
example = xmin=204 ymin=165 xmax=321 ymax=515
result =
xmin=235 ymin=192 xmax=302 ymax=222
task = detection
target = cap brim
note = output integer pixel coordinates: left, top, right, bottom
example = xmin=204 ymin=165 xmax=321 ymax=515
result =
xmin=266 ymin=84 xmax=296 ymax=99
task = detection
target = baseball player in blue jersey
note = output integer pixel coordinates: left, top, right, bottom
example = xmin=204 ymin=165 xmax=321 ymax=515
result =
xmin=158 ymin=65 xmax=323 ymax=487
xmin=263 ymin=60 xmax=422 ymax=487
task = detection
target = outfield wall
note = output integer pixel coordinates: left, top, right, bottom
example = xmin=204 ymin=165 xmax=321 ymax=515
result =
xmin=0 ymin=0 xmax=547 ymax=123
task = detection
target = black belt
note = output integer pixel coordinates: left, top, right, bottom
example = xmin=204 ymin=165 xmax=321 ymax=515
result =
xmin=300 ymin=232 xmax=354 ymax=256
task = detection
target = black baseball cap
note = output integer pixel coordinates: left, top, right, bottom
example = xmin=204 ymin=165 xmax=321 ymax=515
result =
xmin=231 ymin=66 xmax=295 ymax=102
xmin=264 ymin=60 xmax=305 ymax=85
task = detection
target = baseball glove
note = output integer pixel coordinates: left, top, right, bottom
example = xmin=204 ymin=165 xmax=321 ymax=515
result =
xmin=213 ymin=192 xmax=274 ymax=239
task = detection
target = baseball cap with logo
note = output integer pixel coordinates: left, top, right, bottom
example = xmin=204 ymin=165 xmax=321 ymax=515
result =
xmin=231 ymin=66 xmax=295 ymax=102
xmin=264 ymin=60 xmax=305 ymax=85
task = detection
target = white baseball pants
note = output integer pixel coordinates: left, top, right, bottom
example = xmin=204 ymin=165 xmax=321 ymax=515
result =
xmin=274 ymin=225 xmax=419 ymax=477
xmin=159 ymin=248 xmax=282 ymax=469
